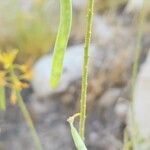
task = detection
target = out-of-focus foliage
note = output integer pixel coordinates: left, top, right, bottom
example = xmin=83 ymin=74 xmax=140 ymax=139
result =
xmin=95 ymin=0 xmax=128 ymax=12
xmin=0 ymin=0 xmax=129 ymax=63
xmin=0 ymin=48 xmax=42 ymax=149
xmin=0 ymin=49 xmax=32 ymax=106
xmin=0 ymin=0 xmax=58 ymax=62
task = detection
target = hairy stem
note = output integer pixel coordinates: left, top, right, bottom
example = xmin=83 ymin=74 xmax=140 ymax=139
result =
xmin=79 ymin=0 xmax=94 ymax=140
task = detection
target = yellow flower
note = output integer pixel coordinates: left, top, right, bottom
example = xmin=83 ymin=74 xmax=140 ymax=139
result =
xmin=21 ymin=82 xmax=29 ymax=89
xmin=13 ymin=80 xmax=22 ymax=90
xmin=19 ymin=64 xmax=30 ymax=72
xmin=0 ymin=49 xmax=18 ymax=69
xmin=19 ymin=64 xmax=33 ymax=80
xmin=23 ymin=71 xmax=33 ymax=80
xmin=13 ymin=79 xmax=29 ymax=90
xmin=10 ymin=90 xmax=17 ymax=105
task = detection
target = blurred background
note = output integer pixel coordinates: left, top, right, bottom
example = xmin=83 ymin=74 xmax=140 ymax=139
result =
xmin=0 ymin=0 xmax=150 ymax=149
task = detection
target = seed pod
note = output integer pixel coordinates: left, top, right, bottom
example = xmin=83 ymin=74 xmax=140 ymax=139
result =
xmin=50 ymin=0 xmax=72 ymax=88
xmin=0 ymin=87 xmax=6 ymax=110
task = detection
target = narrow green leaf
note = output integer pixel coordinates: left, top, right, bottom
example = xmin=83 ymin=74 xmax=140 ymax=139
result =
xmin=68 ymin=114 xmax=87 ymax=150
xmin=50 ymin=0 xmax=72 ymax=88
xmin=0 ymin=87 xmax=6 ymax=111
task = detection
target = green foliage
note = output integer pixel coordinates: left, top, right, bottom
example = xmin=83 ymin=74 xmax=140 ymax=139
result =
xmin=129 ymin=1 xmax=148 ymax=149
xmin=16 ymin=89 xmax=43 ymax=150
xmin=50 ymin=0 xmax=72 ymax=88
xmin=0 ymin=49 xmax=43 ymax=150
xmin=50 ymin=0 xmax=94 ymax=146
xmin=68 ymin=114 xmax=87 ymax=150
xmin=1 ymin=0 xmax=149 ymax=149
xmin=0 ymin=87 xmax=6 ymax=110
xmin=0 ymin=0 xmax=55 ymax=61
xmin=131 ymin=1 xmax=147 ymax=96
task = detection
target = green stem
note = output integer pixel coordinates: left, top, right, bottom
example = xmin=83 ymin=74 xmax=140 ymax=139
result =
xmin=131 ymin=1 xmax=147 ymax=99
xmin=16 ymin=90 xmax=43 ymax=150
xmin=0 ymin=87 xmax=6 ymax=111
xmin=79 ymin=0 xmax=94 ymax=140
xmin=10 ymin=67 xmax=43 ymax=150
xmin=130 ymin=1 xmax=147 ymax=148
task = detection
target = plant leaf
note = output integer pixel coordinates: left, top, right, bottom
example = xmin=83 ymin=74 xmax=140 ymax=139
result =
xmin=50 ymin=0 xmax=72 ymax=88
xmin=68 ymin=114 xmax=87 ymax=150
xmin=0 ymin=87 xmax=6 ymax=110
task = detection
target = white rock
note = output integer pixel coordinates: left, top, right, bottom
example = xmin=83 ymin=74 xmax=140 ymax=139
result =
xmin=99 ymin=88 xmax=121 ymax=109
xmin=72 ymin=0 xmax=86 ymax=10
xmin=93 ymin=16 xmax=113 ymax=44
xmin=31 ymin=44 xmax=97 ymax=98
xmin=115 ymin=98 xmax=129 ymax=121
xmin=133 ymin=50 xmax=150 ymax=139
xmin=125 ymin=0 xmax=144 ymax=12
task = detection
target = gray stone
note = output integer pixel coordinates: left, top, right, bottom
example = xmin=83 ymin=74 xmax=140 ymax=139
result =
xmin=31 ymin=44 xmax=97 ymax=98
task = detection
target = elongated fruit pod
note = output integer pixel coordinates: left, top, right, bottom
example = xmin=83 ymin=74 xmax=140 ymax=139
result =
xmin=50 ymin=0 xmax=72 ymax=88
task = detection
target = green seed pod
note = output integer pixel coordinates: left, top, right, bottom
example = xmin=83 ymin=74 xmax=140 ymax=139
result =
xmin=50 ymin=0 xmax=72 ymax=88
xmin=0 ymin=87 xmax=6 ymax=110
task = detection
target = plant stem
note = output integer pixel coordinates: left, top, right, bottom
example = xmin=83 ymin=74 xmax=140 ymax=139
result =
xmin=79 ymin=0 xmax=94 ymax=140
xmin=130 ymin=1 xmax=147 ymax=148
xmin=131 ymin=2 xmax=147 ymax=99
xmin=10 ymin=67 xmax=43 ymax=150
xmin=16 ymin=90 xmax=43 ymax=150
xmin=0 ymin=87 xmax=6 ymax=110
